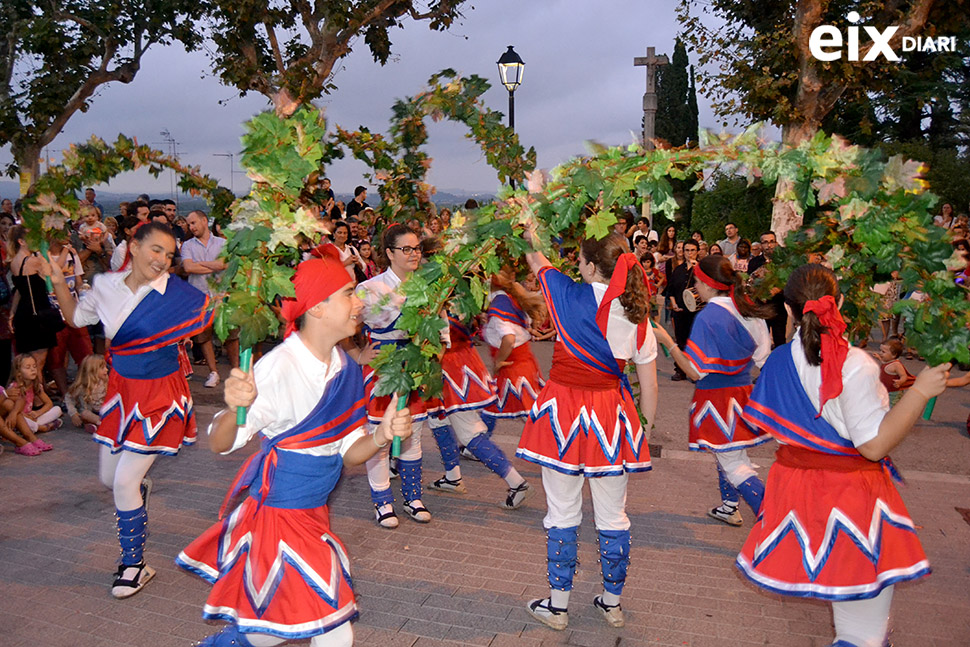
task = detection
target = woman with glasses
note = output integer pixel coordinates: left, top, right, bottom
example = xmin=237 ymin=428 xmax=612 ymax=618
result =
xmin=356 ymin=224 xmax=433 ymax=527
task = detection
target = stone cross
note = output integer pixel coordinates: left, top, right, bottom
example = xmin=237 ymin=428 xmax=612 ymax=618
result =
xmin=634 ymin=46 xmax=669 ymax=150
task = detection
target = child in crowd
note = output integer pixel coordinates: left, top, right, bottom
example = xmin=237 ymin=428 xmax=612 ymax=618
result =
xmin=0 ymin=382 xmax=48 ymax=455
xmin=8 ymin=354 xmax=63 ymax=434
xmin=66 ymin=354 xmax=108 ymax=434
xmin=358 ymin=240 xmax=379 ymax=279
xmin=874 ymin=337 xmax=915 ymax=401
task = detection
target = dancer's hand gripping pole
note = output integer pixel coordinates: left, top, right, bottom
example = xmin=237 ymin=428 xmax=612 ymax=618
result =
xmin=236 ymin=348 xmax=254 ymax=425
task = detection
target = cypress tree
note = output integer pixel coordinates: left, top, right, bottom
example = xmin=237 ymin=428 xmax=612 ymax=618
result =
xmin=655 ymin=39 xmax=691 ymax=147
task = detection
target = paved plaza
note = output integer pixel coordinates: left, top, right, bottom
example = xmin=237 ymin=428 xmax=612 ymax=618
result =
xmin=1 ymin=344 xmax=969 ymax=646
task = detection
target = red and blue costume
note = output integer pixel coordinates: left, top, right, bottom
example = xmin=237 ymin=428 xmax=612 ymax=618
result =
xmin=177 ymin=349 xmax=365 ymax=640
xmin=738 ymin=343 xmax=929 ymax=600
xmin=433 ymin=314 xmax=496 ymax=416
xmin=484 ymin=292 xmax=544 ymax=420
xmin=95 ymin=277 xmax=212 ymax=455
xmin=517 ymin=267 xmax=650 ymax=476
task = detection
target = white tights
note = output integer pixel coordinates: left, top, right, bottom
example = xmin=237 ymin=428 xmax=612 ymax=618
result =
xmin=245 ymin=622 xmax=353 ymax=646
xmin=98 ymin=444 xmax=156 ymax=510
xmin=25 ymin=406 xmax=63 ymax=432
xmin=831 ymin=586 xmax=893 ymax=647
xmin=713 ymin=448 xmax=758 ymax=487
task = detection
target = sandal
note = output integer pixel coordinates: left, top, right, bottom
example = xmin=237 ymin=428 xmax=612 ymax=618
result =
xmin=111 ymin=562 xmax=156 ymax=599
xmin=15 ymin=443 xmax=41 ymax=457
xmin=427 ymin=475 xmax=467 ymax=495
xmin=526 ymin=597 xmax=568 ymax=631
xmin=593 ymin=595 xmax=625 ymax=628
xmin=503 ymin=481 xmax=534 ymax=510
xmin=402 ymin=500 xmax=432 ymax=523
xmin=374 ymin=504 xmax=399 ymax=529
xmin=31 ymin=439 xmax=54 ymax=452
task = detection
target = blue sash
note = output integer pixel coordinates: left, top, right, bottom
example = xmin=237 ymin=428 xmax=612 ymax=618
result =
xmin=685 ymin=302 xmax=758 ymax=390
xmin=487 ymin=292 xmax=529 ymax=329
xmin=221 ymin=350 xmax=367 ymax=515
xmin=110 ymin=276 xmax=212 ymax=380
xmin=744 ymin=344 xmax=900 ymax=480
xmin=537 ymin=267 xmax=632 ymax=397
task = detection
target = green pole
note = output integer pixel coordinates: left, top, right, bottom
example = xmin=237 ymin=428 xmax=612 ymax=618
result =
xmin=391 ymin=393 xmax=407 ymax=458
xmin=39 ymin=240 xmax=54 ymax=291
xmin=649 ymin=320 xmax=670 ymax=357
xmin=921 ymin=396 xmax=936 ymax=421
xmin=236 ymin=348 xmax=253 ymax=425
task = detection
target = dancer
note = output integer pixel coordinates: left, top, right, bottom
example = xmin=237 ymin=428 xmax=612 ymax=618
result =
xmin=426 ymin=311 xmax=535 ymax=508
xmin=178 ymin=252 xmax=413 ymax=647
xmin=482 ymin=272 xmax=545 ymax=428
xmin=42 ymin=221 xmax=212 ymax=598
xmin=517 ymin=232 xmax=658 ymax=631
xmin=652 ymin=255 xmax=773 ymax=526
xmin=357 ymin=224 xmax=432 ymax=528
xmin=737 ymin=263 xmax=950 ymax=647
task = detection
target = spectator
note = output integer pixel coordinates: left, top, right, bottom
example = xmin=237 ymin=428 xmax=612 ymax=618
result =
xmin=748 ymin=231 xmax=787 ymax=348
xmin=104 ymin=216 xmax=120 ymax=244
xmin=180 ymin=210 xmax=233 ymax=388
xmin=0 ymin=198 xmax=13 ymax=217
xmin=0 ymin=212 xmax=14 ymax=267
xmin=697 ymin=240 xmax=709 ymax=260
xmin=331 ymin=221 xmax=366 ymax=280
xmin=84 ymin=187 xmax=104 ymax=217
xmin=691 ymin=230 xmax=704 ymax=244
xmin=657 ymin=225 xmax=677 ymax=263
xmin=330 ymin=199 xmax=345 ymax=220
xmin=934 ymin=203 xmax=954 ymax=229
xmin=118 ymin=201 xmax=130 ymax=220
xmin=358 ymin=240 xmax=379 ymax=279
xmin=46 ymin=232 xmax=93 ymax=397
xmin=730 ymin=239 xmax=753 ymax=272
xmin=128 ymin=200 xmax=150 ymax=223
xmin=110 ymin=216 xmax=142 ymax=271
xmin=613 ymin=213 xmax=634 ymax=248
xmin=709 ymin=243 xmax=723 ymax=256
xmin=75 ymin=204 xmax=116 ymax=295
xmin=320 ymin=177 xmax=335 ymax=202
xmin=631 ymin=217 xmax=658 ymax=247
xmin=9 ymin=353 xmax=63 ymax=434
xmin=664 ymin=239 xmax=699 ymax=380
xmin=640 ymin=251 xmax=664 ymax=302
xmin=8 ymin=226 xmax=63 ymax=370
xmin=0 ymin=382 xmax=45 ymax=455
xmin=719 ymin=222 xmax=741 ymax=257
xmin=750 ymin=241 xmax=763 ymax=259
xmin=65 ymin=353 xmax=108 ymax=434
xmin=346 ymin=185 xmax=369 ymax=218
xmin=440 ymin=208 xmax=452 ymax=228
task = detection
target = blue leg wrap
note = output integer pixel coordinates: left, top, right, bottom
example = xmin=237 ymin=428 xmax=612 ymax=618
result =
xmin=737 ymin=476 xmax=765 ymax=515
xmin=370 ymin=486 xmax=394 ymax=507
xmin=397 ymin=458 xmax=423 ymax=502
xmin=431 ymin=425 xmax=461 ymax=471
xmin=716 ymin=461 xmax=740 ymax=504
xmin=116 ymin=506 xmax=147 ymax=566
xmin=597 ymin=529 xmax=631 ymax=595
xmin=830 ymin=641 xmax=860 ymax=647
xmin=466 ymin=433 xmax=512 ymax=478
xmin=196 ymin=625 xmax=255 ymax=647
xmin=482 ymin=413 xmax=497 ymax=438
xmin=546 ymin=526 xmax=579 ymax=592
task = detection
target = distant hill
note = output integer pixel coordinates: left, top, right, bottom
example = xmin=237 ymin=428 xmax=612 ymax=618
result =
xmin=0 ymin=181 xmax=495 ymax=217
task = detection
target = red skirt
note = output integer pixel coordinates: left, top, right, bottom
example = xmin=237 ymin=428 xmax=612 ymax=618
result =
xmin=689 ymin=385 xmax=769 ymax=452
xmin=177 ymin=499 xmax=357 ymax=639
xmin=94 ymin=369 xmax=196 ymax=455
xmin=362 ymin=364 xmax=429 ymax=424
xmin=485 ymin=343 xmax=544 ymax=419
xmin=439 ymin=344 xmax=496 ymax=414
xmin=517 ymin=379 xmax=651 ymax=477
xmin=736 ymin=446 xmax=929 ymax=600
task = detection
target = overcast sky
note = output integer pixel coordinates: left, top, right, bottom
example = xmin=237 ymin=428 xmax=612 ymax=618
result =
xmin=0 ymin=0 xmax=733 ymax=199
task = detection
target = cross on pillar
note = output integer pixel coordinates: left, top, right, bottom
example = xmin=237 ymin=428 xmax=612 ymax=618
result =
xmin=634 ymin=46 xmax=669 ymax=150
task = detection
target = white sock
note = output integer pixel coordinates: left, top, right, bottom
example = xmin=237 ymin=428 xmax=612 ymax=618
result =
xmin=550 ymin=589 xmax=570 ymax=610
xmin=246 ymin=634 xmax=286 ymax=646
xmin=601 ymin=591 xmax=621 ymax=607
xmin=504 ymin=467 xmax=525 ymax=488
xmin=445 ymin=466 xmax=461 ymax=481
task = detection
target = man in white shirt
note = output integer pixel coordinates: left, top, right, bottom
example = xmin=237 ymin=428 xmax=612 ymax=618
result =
xmin=180 ymin=210 xmax=234 ymax=387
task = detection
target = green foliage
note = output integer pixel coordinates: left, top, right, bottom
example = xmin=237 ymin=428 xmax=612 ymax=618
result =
xmin=878 ymin=141 xmax=970 ymax=217
xmin=690 ymin=173 xmax=774 ymax=242
xmin=655 ymin=39 xmax=698 ymax=147
xmin=205 ymin=0 xmax=468 ymax=105
xmin=0 ymin=0 xmax=206 ymax=177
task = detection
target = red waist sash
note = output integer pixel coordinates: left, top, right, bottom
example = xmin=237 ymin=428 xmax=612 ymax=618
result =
xmin=548 ymin=343 xmax=625 ymax=392
xmin=775 ymin=444 xmax=881 ymax=472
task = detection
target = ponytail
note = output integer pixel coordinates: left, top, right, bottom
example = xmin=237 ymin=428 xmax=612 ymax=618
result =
xmin=783 ymin=263 xmax=841 ymax=366
xmin=580 ymin=233 xmax=650 ymax=324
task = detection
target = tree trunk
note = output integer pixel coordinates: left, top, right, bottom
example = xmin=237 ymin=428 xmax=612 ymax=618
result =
xmin=13 ymin=144 xmax=42 ymax=195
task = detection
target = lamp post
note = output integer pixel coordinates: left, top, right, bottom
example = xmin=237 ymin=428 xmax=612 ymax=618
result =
xmin=497 ymin=45 xmax=524 ymax=188
xmin=213 ymin=152 xmax=235 ymax=195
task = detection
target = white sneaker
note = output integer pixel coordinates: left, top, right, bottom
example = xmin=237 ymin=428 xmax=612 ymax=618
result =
xmin=204 ymin=372 xmax=220 ymax=388
xmin=707 ymin=503 xmax=743 ymax=526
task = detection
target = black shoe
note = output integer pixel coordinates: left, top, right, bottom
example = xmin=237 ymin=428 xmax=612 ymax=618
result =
xmin=670 ymin=372 xmax=685 ymax=381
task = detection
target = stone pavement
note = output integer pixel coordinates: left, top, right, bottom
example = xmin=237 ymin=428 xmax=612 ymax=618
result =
xmin=1 ymin=345 xmax=969 ymax=647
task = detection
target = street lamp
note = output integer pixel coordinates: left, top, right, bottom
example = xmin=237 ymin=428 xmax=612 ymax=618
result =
xmin=213 ymin=153 xmax=235 ymax=195
xmin=497 ymin=45 xmax=524 ymax=187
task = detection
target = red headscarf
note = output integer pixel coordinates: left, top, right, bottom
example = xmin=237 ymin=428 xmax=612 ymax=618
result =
xmin=280 ymin=245 xmax=355 ymax=338
xmin=694 ymin=260 xmax=751 ymax=310
xmin=802 ymin=294 xmax=849 ymax=415
xmin=595 ymin=252 xmax=650 ymax=347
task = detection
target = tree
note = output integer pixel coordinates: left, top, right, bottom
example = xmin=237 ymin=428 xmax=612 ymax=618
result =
xmin=677 ymin=0 xmax=970 ymax=239
xmin=0 ymin=0 xmax=205 ymax=185
xmin=655 ymin=39 xmax=695 ymax=147
xmin=203 ymin=0 xmax=469 ymax=110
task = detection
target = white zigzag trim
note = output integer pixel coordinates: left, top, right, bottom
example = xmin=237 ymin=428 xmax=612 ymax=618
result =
xmin=100 ymin=392 xmax=193 ymax=445
xmin=494 ymin=375 xmax=540 ymax=408
xmin=691 ymin=398 xmax=747 ymax=442
xmin=530 ymin=397 xmax=641 ymax=462
xmin=752 ymin=499 xmax=917 ymax=577
xmin=203 ymin=601 xmax=357 ymax=638
xmin=442 ymin=365 xmax=493 ymax=401
xmin=217 ymin=506 xmax=349 ymax=612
